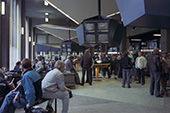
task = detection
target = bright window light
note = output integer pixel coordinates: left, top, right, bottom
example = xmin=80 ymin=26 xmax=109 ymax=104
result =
xmin=1 ymin=1 xmax=5 ymax=15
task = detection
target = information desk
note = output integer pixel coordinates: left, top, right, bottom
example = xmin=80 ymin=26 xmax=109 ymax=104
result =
xmin=93 ymin=63 xmax=110 ymax=80
xmin=73 ymin=60 xmax=80 ymax=71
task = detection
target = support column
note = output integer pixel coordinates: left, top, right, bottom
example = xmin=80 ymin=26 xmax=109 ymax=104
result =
xmin=161 ymin=29 xmax=170 ymax=52
xmin=33 ymin=27 xmax=36 ymax=60
xmin=29 ymin=18 xmax=32 ymax=59
xmin=119 ymin=28 xmax=129 ymax=52
xmin=21 ymin=0 xmax=25 ymax=59
xmin=100 ymin=44 xmax=107 ymax=54
xmin=0 ymin=0 xmax=10 ymax=67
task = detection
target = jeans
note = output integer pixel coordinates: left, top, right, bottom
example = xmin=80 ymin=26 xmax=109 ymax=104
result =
xmin=0 ymin=92 xmax=27 ymax=113
xmin=82 ymin=67 xmax=92 ymax=85
xmin=122 ymin=69 xmax=131 ymax=87
xmin=150 ymin=71 xmax=161 ymax=96
xmin=42 ymin=90 xmax=69 ymax=113
xmin=132 ymin=65 xmax=137 ymax=80
xmin=136 ymin=68 xmax=145 ymax=84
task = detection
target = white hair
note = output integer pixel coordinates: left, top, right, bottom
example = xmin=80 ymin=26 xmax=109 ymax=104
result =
xmin=55 ymin=60 xmax=65 ymax=69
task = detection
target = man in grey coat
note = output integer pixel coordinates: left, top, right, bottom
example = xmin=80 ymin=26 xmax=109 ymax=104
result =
xmin=147 ymin=48 xmax=162 ymax=97
xmin=42 ymin=60 xmax=71 ymax=113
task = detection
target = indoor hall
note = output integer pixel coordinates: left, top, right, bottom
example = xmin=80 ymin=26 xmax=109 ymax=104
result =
xmin=15 ymin=71 xmax=170 ymax=113
xmin=1 ymin=0 xmax=170 ymax=113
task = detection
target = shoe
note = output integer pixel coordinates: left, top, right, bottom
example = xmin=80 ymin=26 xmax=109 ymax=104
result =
xmin=128 ymin=86 xmax=131 ymax=88
xmin=89 ymin=83 xmax=92 ymax=85
xmin=80 ymin=83 xmax=84 ymax=86
xmin=156 ymin=95 xmax=163 ymax=98
xmin=122 ymin=86 xmax=125 ymax=88
xmin=150 ymin=93 xmax=154 ymax=96
xmin=160 ymin=91 xmax=164 ymax=95
xmin=141 ymin=83 xmax=145 ymax=85
xmin=46 ymin=104 xmax=54 ymax=113
xmin=114 ymin=77 xmax=117 ymax=79
xmin=136 ymin=82 xmax=141 ymax=84
xmin=165 ymin=93 xmax=169 ymax=97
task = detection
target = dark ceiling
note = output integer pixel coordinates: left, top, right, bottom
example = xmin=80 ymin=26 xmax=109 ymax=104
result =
xmin=24 ymin=0 xmax=159 ymax=45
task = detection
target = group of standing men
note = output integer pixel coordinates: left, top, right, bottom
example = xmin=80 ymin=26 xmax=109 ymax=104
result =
xmin=120 ymin=48 xmax=170 ymax=97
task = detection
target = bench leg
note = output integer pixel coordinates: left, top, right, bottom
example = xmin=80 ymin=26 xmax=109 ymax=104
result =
xmin=55 ymin=98 xmax=57 ymax=113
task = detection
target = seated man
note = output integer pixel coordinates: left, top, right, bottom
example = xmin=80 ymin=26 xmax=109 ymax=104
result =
xmin=0 ymin=69 xmax=13 ymax=106
xmin=65 ymin=56 xmax=80 ymax=84
xmin=42 ymin=60 xmax=71 ymax=113
xmin=0 ymin=58 xmax=41 ymax=113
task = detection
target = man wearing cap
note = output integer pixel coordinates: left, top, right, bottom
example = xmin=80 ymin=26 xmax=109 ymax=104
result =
xmin=147 ymin=48 xmax=162 ymax=97
xmin=160 ymin=51 xmax=170 ymax=97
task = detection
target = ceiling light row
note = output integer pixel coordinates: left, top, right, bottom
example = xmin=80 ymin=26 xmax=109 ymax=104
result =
xmin=45 ymin=0 xmax=79 ymax=25
xmin=44 ymin=0 xmax=48 ymax=6
xmin=107 ymin=12 xmax=120 ymax=17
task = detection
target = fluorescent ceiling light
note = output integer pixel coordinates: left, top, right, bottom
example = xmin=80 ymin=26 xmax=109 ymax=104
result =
xmin=46 ymin=0 xmax=79 ymax=25
xmin=131 ymin=39 xmax=141 ymax=41
xmin=107 ymin=11 xmax=120 ymax=17
xmin=1 ymin=1 xmax=5 ymax=15
xmin=36 ymin=25 xmax=76 ymax=31
xmin=45 ymin=18 xmax=49 ymax=22
xmin=153 ymin=34 xmax=161 ymax=37
xmin=37 ymin=27 xmax=64 ymax=41
xmin=44 ymin=0 xmax=48 ymax=6
xmin=45 ymin=13 xmax=48 ymax=16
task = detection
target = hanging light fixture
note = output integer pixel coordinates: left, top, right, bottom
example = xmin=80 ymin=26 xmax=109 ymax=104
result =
xmin=1 ymin=1 xmax=5 ymax=15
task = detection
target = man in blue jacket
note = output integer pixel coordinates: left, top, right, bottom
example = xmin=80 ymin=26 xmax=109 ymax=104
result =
xmin=0 ymin=58 xmax=41 ymax=113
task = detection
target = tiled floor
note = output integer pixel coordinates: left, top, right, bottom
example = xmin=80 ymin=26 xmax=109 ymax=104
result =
xmin=15 ymin=71 xmax=170 ymax=113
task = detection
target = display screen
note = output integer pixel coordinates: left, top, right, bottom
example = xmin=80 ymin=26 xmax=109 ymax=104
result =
xmin=98 ymin=34 xmax=108 ymax=43
xmin=67 ymin=44 xmax=71 ymax=47
xmin=67 ymin=48 xmax=71 ymax=52
xmin=62 ymin=48 xmax=66 ymax=52
xmin=84 ymin=23 xmax=95 ymax=32
xmin=62 ymin=44 xmax=65 ymax=47
xmin=98 ymin=22 xmax=108 ymax=32
xmin=85 ymin=34 xmax=96 ymax=43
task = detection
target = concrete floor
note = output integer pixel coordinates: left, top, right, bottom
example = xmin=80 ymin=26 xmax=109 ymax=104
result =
xmin=15 ymin=71 xmax=170 ymax=113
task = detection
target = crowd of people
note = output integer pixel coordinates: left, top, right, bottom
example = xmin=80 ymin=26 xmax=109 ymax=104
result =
xmin=0 ymin=48 xmax=170 ymax=113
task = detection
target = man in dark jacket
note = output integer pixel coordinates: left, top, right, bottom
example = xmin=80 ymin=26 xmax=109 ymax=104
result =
xmin=160 ymin=51 xmax=170 ymax=97
xmin=0 ymin=69 xmax=13 ymax=106
xmin=120 ymin=51 xmax=133 ymax=88
xmin=80 ymin=49 xmax=93 ymax=85
xmin=0 ymin=59 xmax=41 ymax=113
xmin=147 ymin=48 xmax=162 ymax=97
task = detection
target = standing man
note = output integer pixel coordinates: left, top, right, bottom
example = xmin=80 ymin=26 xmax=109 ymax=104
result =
xmin=147 ymin=48 xmax=162 ymax=97
xmin=120 ymin=51 xmax=133 ymax=88
xmin=0 ymin=58 xmax=41 ymax=113
xmin=135 ymin=52 xmax=147 ymax=85
xmin=160 ymin=51 xmax=170 ymax=97
xmin=80 ymin=49 xmax=93 ymax=86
